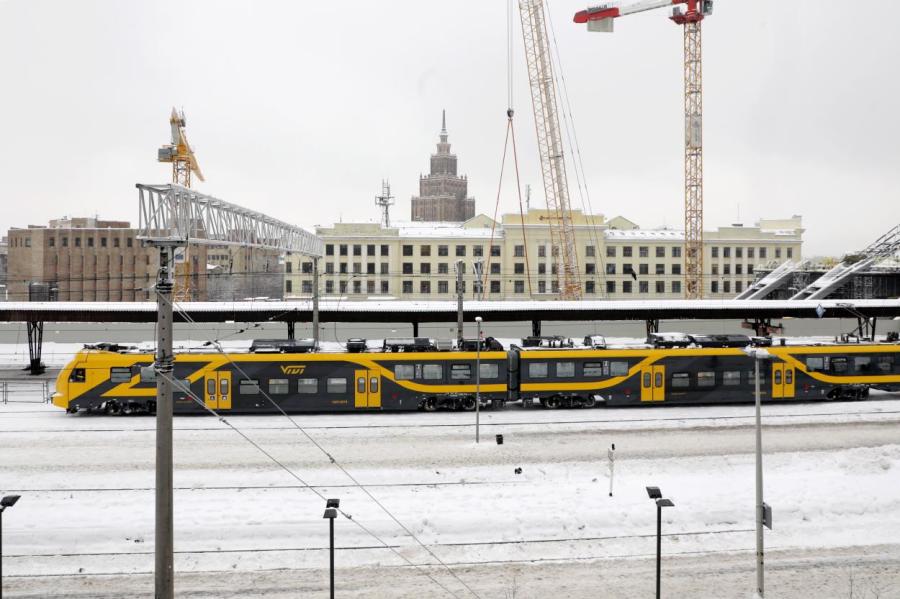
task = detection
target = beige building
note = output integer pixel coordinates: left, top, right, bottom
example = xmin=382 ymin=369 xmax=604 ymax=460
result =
xmin=285 ymin=210 xmax=803 ymax=300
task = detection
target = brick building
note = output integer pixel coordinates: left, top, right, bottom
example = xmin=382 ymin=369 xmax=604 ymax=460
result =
xmin=410 ymin=111 xmax=475 ymax=222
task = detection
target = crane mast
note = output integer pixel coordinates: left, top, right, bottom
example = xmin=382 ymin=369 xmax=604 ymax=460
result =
xmin=519 ymin=0 xmax=582 ymax=300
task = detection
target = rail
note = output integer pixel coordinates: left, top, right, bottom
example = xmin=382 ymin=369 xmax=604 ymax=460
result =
xmin=0 ymin=379 xmax=52 ymax=404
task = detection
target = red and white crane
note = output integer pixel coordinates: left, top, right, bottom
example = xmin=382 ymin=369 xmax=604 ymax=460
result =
xmin=574 ymin=0 xmax=713 ymax=299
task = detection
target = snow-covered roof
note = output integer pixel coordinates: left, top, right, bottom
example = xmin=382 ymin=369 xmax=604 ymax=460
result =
xmin=605 ymin=229 xmax=684 ymax=241
xmin=392 ymin=221 xmax=501 ymax=239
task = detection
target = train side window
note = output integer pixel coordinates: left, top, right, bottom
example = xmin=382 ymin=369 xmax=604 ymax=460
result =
xmin=609 ymin=361 xmax=629 ymax=376
xmin=394 ymin=364 xmax=415 ymax=380
xmin=583 ymin=362 xmax=607 ymax=377
xmin=877 ymin=356 xmax=894 ymax=372
xmin=831 ymin=357 xmax=848 ymax=373
xmin=70 ymin=368 xmax=86 ymax=383
xmin=297 ymin=378 xmax=318 ymax=394
xmin=423 ymin=364 xmax=443 ymax=380
xmin=722 ymin=371 xmax=741 ymax=386
xmin=746 ymin=370 xmax=767 ymax=385
xmin=451 ymin=364 xmax=472 ymax=380
xmin=805 ymin=357 xmax=824 ymax=372
xmin=269 ymin=378 xmax=289 ymax=395
xmin=110 ymin=367 xmax=132 ymax=383
xmin=239 ymin=379 xmax=260 ymax=395
xmin=479 ymin=363 xmax=499 ymax=379
xmin=529 ymin=362 xmax=548 ymax=378
xmin=854 ymin=356 xmax=872 ymax=372
xmin=671 ymin=373 xmax=690 ymax=388
xmin=556 ymin=362 xmax=575 ymax=378
xmin=327 ymin=378 xmax=347 ymax=393
xmin=697 ymin=372 xmax=716 ymax=387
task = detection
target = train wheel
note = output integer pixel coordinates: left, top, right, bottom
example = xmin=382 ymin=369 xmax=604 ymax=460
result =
xmin=462 ymin=397 xmax=476 ymax=411
xmin=542 ymin=397 xmax=560 ymax=409
xmin=581 ymin=396 xmax=596 ymax=409
xmin=422 ymin=398 xmax=438 ymax=412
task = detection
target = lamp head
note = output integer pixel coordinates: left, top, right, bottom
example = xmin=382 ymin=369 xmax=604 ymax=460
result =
xmin=326 ymin=498 xmax=340 ymax=509
xmin=646 ymin=486 xmax=662 ymax=500
xmin=1 ymin=494 xmax=21 ymax=508
xmin=475 ymin=316 xmax=482 ymax=323
xmin=656 ymin=498 xmax=675 ymax=508
xmin=323 ymin=508 xmax=338 ymax=519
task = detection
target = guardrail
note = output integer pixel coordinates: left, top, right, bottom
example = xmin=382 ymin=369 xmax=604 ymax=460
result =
xmin=0 ymin=379 xmax=52 ymax=404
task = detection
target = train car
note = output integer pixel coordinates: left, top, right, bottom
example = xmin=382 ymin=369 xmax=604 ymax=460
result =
xmin=515 ymin=339 xmax=900 ymax=408
xmin=51 ymin=345 xmax=510 ymax=414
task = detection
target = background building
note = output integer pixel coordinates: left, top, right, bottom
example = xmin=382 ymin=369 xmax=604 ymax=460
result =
xmin=0 ymin=236 xmax=8 ymax=300
xmin=285 ymin=211 xmax=804 ymax=300
xmin=410 ymin=111 xmax=475 ymax=222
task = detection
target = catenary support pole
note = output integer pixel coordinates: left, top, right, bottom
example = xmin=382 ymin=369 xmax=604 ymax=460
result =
xmin=656 ymin=502 xmax=662 ymax=599
xmin=456 ymin=260 xmax=464 ymax=343
xmin=755 ymin=355 xmax=765 ymax=597
xmin=475 ymin=316 xmax=482 ymax=443
xmin=154 ymin=244 xmax=175 ymax=599
xmin=329 ymin=516 xmax=335 ymax=599
xmin=312 ymin=257 xmax=320 ymax=347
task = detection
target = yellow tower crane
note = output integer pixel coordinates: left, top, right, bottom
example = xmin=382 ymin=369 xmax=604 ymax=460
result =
xmin=158 ymin=107 xmax=205 ymax=301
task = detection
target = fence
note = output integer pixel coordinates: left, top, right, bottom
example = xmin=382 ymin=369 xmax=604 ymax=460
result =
xmin=0 ymin=379 xmax=52 ymax=404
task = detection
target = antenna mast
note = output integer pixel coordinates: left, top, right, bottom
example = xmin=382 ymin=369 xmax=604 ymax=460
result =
xmin=375 ymin=180 xmax=394 ymax=228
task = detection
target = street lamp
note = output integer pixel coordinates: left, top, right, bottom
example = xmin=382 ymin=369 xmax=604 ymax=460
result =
xmin=646 ymin=487 xmax=674 ymax=599
xmin=1 ymin=494 xmax=21 ymax=597
xmin=323 ymin=498 xmax=339 ymax=599
xmin=742 ymin=346 xmax=774 ymax=598
xmin=475 ymin=316 xmax=483 ymax=443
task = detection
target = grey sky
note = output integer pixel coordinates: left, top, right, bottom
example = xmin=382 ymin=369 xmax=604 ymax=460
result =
xmin=1 ymin=0 xmax=898 ymax=257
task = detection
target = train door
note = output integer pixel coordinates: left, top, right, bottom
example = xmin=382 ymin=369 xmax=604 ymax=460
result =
xmin=771 ymin=363 xmax=795 ymax=399
xmin=204 ymin=371 xmax=232 ymax=410
xmin=354 ymin=369 xmax=382 ymax=408
xmin=640 ymin=365 xmax=666 ymax=402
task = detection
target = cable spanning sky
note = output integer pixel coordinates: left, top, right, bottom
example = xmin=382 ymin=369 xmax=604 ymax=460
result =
xmin=0 ymin=0 xmax=898 ymax=256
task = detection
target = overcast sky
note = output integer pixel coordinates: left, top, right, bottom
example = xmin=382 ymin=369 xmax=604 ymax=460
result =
xmin=1 ymin=0 xmax=898 ymax=257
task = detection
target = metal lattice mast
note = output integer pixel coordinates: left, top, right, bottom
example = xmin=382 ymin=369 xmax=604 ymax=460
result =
xmin=682 ymin=18 xmax=704 ymax=298
xmin=519 ymin=0 xmax=582 ymax=300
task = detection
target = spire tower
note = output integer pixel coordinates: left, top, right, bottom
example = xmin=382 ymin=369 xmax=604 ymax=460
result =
xmin=411 ymin=110 xmax=475 ymax=222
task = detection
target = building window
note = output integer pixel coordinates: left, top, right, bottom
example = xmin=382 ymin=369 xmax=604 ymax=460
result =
xmin=491 ymin=245 xmax=501 ymax=257
xmin=302 ymin=281 xmax=313 ymax=294
xmin=711 ymin=246 xmax=718 ymax=258
xmin=420 ymin=280 xmax=431 ymax=294
xmin=736 ymin=281 xmax=743 ymax=293
xmin=126 ymin=238 xmax=133 ymax=248
xmin=586 ymin=245 xmax=596 ymax=257
xmin=711 ymin=264 xmax=719 ymax=275
xmin=538 ymin=245 xmax=547 ymax=258
xmin=326 ymin=244 xmax=334 ymax=256
xmin=606 ymin=246 xmax=616 ymax=258
xmin=62 ymin=237 xmax=68 ymax=247
xmin=736 ymin=247 xmax=743 ymax=259
xmin=339 ymin=280 xmax=347 ymax=293
xmin=724 ymin=264 xmax=731 ymax=275
xmin=623 ymin=246 xmax=633 ymax=258
xmin=285 ymin=262 xmax=293 ymax=274
xmin=655 ymin=247 xmax=665 ymax=258
xmin=325 ymin=280 xmax=334 ymax=293
xmin=711 ymin=281 xmax=719 ymax=293
xmin=655 ymin=264 xmax=665 ymax=275
xmin=538 ymin=280 xmax=547 ymax=293
xmin=787 ymin=247 xmax=793 ymax=259
xmin=285 ymin=280 xmax=293 ymax=293
xmin=367 ymin=263 xmax=375 ymax=275
xmin=402 ymin=263 xmax=413 ymax=274
xmin=672 ymin=281 xmax=681 ymax=294
xmin=606 ymin=281 xmax=615 ymax=294
xmin=420 ymin=263 xmax=431 ymax=274
xmin=367 ymin=244 xmax=375 ymax=256
xmin=490 ymin=280 xmax=500 ymax=293
xmin=672 ymin=264 xmax=682 ymax=275
xmin=339 ymin=263 xmax=347 ymax=274
xmin=747 ymin=264 xmax=754 ymax=275
xmin=402 ymin=245 xmax=413 ymax=256
xmin=402 ymin=281 xmax=413 ymax=294
xmin=514 ymin=245 xmax=525 ymax=257
xmin=585 ymin=281 xmax=595 ymax=294
xmin=623 ymin=264 xmax=633 ymax=277
xmin=760 ymin=247 xmax=767 ymax=259
xmin=639 ymin=264 xmax=649 ymax=275
xmin=326 ymin=263 xmax=335 ymax=274
xmin=438 ymin=245 xmax=448 ymax=256
xmin=736 ymin=264 xmax=743 ymax=275
xmin=514 ymin=280 xmax=524 ymax=294
xmin=48 ymin=237 xmax=55 ymax=247
xmin=380 ymin=244 xmax=389 ymax=256
xmin=490 ymin=263 xmax=500 ymax=274
xmin=723 ymin=247 xmax=731 ymax=258
xmin=585 ymin=263 xmax=595 ymax=275
xmin=538 ymin=263 xmax=547 ymax=275
xmin=380 ymin=263 xmax=389 ymax=275
xmin=623 ymin=281 xmax=632 ymax=294
xmin=381 ymin=280 xmax=389 ymax=294
xmin=353 ymin=244 xmax=361 ymax=256
xmin=639 ymin=281 xmax=649 ymax=293
xmin=639 ymin=246 xmax=648 ymax=258
xmin=655 ymin=281 xmax=665 ymax=293
xmin=367 ymin=280 xmax=375 ymax=294
xmin=434 ymin=262 xmax=447 ymax=275
xmin=455 ymin=245 xmax=466 ymax=257
xmin=420 ymin=245 xmax=431 ymax=256
xmin=472 ymin=245 xmax=483 ymax=257
xmin=339 ymin=244 xmax=347 ymax=256
xmin=75 ymin=237 xmax=81 ymax=247
xmin=723 ymin=281 xmax=731 ymax=293
xmin=352 ymin=280 xmax=361 ymax=294
xmin=672 ymin=246 xmax=681 ymax=258
xmin=88 ymin=237 xmax=96 ymax=247
xmin=438 ymin=280 xmax=449 ymax=294
xmin=514 ymin=263 xmax=525 ymax=274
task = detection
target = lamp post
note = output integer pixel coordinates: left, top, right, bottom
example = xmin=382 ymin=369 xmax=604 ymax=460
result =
xmin=742 ymin=346 xmax=773 ymax=598
xmin=1 ymin=494 xmax=21 ymax=597
xmin=475 ymin=316 xmax=482 ymax=443
xmin=323 ymin=498 xmax=339 ymax=599
xmin=646 ymin=487 xmax=674 ymax=599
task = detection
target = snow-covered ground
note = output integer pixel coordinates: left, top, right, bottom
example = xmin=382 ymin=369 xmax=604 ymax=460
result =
xmin=2 ymin=380 xmax=900 ymax=598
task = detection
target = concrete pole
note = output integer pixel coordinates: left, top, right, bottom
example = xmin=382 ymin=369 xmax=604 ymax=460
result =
xmin=312 ymin=257 xmax=320 ymax=348
xmin=329 ymin=516 xmax=335 ymax=599
xmin=456 ymin=260 xmax=464 ymax=343
xmin=155 ymin=244 xmax=175 ymax=599
xmin=656 ymin=502 xmax=662 ymax=599
xmin=755 ymin=356 xmax=765 ymax=597
xmin=475 ymin=316 xmax=482 ymax=443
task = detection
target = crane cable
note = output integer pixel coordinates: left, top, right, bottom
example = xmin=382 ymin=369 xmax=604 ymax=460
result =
xmin=486 ymin=0 xmax=534 ymax=298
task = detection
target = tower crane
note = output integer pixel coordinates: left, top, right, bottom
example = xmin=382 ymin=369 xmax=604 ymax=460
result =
xmin=574 ymin=0 xmax=713 ymax=299
xmin=158 ymin=108 xmax=205 ymax=300
xmin=519 ymin=0 xmax=582 ymax=300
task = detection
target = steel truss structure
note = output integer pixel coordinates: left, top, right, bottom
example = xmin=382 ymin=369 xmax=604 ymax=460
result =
xmin=137 ymin=183 xmax=324 ymax=256
xmin=681 ymin=18 xmax=704 ymax=298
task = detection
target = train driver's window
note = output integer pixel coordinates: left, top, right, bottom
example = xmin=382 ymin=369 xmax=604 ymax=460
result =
xmin=671 ymin=373 xmax=690 ymax=388
xmin=394 ymin=365 xmax=415 ymax=380
xmin=69 ymin=368 xmax=86 ymax=383
xmin=805 ymin=357 xmax=824 ymax=372
xmin=529 ymin=363 xmax=548 ymax=378
xmin=556 ymin=362 xmax=575 ymax=378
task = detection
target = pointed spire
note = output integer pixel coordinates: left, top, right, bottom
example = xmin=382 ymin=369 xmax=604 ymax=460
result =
xmin=441 ymin=109 xmax=447 ymax=134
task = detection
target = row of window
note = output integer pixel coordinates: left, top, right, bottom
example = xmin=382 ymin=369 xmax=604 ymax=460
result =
xmin=400 ymin=244 xmax=502 ymax=258
xmin=394 ymin=363 xmax=501 ymax=380
xmin=323 ymin=244 xmax=504 ymax=258
xmin=710 ymin=246 xmax=793 ymax=260
xmin=604 ymin=263 xmax=684 ymax=276
xmin=604 ymin=246 xmax=682 ymax=258
xmin=13 ymin=236 xmax=138 ymax=249
xmin=806 ymin=355 xmax=894 ymax=373
xmin=525 ymin=361 xmax=630 ymax=378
